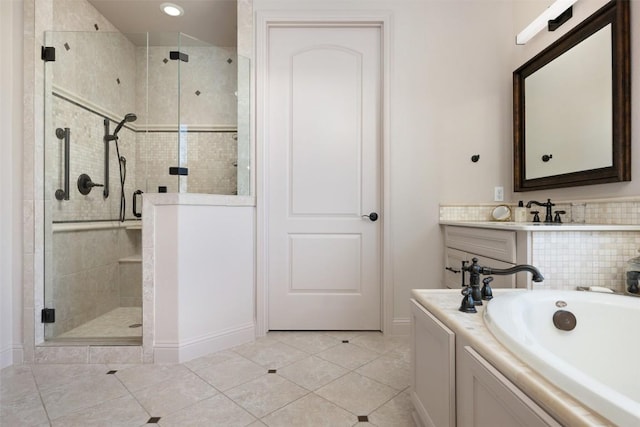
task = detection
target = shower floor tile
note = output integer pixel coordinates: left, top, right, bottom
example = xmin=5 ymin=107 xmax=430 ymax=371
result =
xmin=55 ymin=307 xmax=142 ymax=339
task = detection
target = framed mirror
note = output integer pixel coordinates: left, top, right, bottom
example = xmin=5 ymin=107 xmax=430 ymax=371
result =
xmin=513 ymin=0 xmax=630 ymax=192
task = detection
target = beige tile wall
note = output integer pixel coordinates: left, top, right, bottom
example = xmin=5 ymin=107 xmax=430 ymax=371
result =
xmin=48 ymin=96 xmax=138 ymax=222
xmin=531 ymin=231 xmax=640 ymax=292
xmin=45 ymin=226 xmax=141 ymax=338
xmin=440 ymin=200 xmax=640 ymax=224
xmin=440 ymin=200 xmax=640 ymax=292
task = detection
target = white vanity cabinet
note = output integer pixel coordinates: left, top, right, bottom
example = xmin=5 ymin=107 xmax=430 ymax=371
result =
xmin=410 ymin=298 xmax=561 ymax=427
xmin=410 ymin=299 xmax=455 ymax=427
xmin=443 ymin=225 xmax=527 ymax=289
xmin=456 ymin=338 xmax=561 ymax=427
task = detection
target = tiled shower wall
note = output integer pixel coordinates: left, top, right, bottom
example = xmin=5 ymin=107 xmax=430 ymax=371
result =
xmin=136 ymin=131 xmax=238 ymax=195
xmin=134 ymin=45 xmax=240 ymax=196
xmin=48 ymin=39 xmax=241 ymax=219
xmin=45 ymin=29 xmax=138 ymax=222
xmin=45 ymin=226 xmax=141 ymax=338
xmin=139 ymin=46 xmax=238 ymax=127
xmin=440 ymin=200 xmax=640 ymax=292
xmin=48 ymin=96 xmax=138 ymax=222
xmin=44 ymin=26 xmax=143 ymax=339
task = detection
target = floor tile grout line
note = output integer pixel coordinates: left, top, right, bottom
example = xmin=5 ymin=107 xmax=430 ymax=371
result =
xmin=28 ymin=365 xmax=55 ymax=426
xmin=40 ymin=367 xmax=143 ymax=424
xmin=257 ymin=390 xmax=367 ymax=425
xmin=6 ymin=332 xmax=410 ymax=426
xmin=110 ymin=366 xmax=154 ymax=422
xmin=250 ymin=388 xmax=313 ymax=421
xmin=230 ymin=345 xmax=313 ymax=372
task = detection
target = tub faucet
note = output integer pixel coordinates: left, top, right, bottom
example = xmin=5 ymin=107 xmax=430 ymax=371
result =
xmin=526 ymin=199 xmax=554 ymax=223
xmin=481 ymin=263 xmax=545 ymax=283
xmin=460 ymin=258 xmax=544 ymax=312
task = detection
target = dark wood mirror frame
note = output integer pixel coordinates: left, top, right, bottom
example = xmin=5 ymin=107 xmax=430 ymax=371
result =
xmin=513 ymin=0 xmax=630 ymax=192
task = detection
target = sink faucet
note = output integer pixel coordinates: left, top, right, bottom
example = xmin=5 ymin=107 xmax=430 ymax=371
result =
xmin=526 ymin=199 xmax=555 ymax=223
xmin=459 ymin=258 xmax=544 ymax=313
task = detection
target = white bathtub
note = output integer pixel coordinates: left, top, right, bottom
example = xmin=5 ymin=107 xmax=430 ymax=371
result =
xmin=484 ymin=290 xmax=640 ymax=426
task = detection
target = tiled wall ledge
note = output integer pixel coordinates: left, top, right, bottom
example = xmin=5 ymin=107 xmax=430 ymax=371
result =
xmin=440 ymin=221 xmax=640 ymax=232
xmin=143 ymin=193 xmax=255 ymax=207
xmin=52 ymin=220 xmax=140 ymax=232
xmin=440 ymin=197 xmax=640 ymax=225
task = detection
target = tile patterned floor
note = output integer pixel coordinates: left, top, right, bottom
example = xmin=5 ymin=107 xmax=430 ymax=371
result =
xmin=1 ymin=331 xmax=415 ymax=426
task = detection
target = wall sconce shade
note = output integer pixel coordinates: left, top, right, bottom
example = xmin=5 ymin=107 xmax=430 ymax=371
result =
xmin=516 ymin=0 xmax=578 ymax=45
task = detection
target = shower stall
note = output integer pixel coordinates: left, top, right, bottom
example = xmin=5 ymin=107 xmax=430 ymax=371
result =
xmin=43 ymin=30 xmax=250 ymax=344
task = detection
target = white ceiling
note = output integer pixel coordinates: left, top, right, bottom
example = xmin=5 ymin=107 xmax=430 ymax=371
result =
xmin=87 ymin=0 xmax=237 ymax=47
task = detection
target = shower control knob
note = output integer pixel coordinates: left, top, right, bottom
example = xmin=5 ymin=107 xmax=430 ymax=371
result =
xmin=362 ymin=212 xmax=379 ymax=222
xmin=77 ymin=173 xmax=103 ymax=195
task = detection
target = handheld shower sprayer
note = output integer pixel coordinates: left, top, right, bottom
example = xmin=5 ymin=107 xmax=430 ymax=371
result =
xmin=105 ymin=113 xmax=137 ymax=141
xmin=103 ymin=113 xmax=137 ymax=221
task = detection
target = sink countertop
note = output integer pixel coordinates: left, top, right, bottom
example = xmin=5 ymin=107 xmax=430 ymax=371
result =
xmin=440 ymin=220 xmax=640 ymax=232
xmin=411 ymin=289 xmax=613 ymax=427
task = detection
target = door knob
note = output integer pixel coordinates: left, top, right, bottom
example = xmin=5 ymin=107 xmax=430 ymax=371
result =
xmin=362 ymin=212 xmax=379 ymax=222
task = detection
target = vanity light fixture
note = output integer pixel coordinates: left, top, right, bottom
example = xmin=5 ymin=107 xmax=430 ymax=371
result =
xmin=161 ymin=2 xmax=184 ymax=17
xmin=516 ymin=0 xmax=578 ymax=45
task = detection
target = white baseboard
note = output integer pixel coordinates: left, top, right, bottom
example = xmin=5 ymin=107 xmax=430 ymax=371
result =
xmin=389 ymin=317 xmax=410 ymax=335
xmin=154 ymin=323 xmax=255 ymax=364
xmin=0 ymin=345 xmax=23 ymax=369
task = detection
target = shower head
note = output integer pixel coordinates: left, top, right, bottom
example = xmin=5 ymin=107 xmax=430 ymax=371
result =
xmin=112 ymin=113 xmax=137 ymax=137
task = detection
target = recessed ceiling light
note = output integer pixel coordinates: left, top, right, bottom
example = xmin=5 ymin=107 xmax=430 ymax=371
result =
xmin=161 ymin=2 xmax=184 ymax=17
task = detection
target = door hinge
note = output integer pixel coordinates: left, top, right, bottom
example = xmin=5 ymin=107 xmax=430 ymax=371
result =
xmin=41 ymin=46 xmax=56 ymax=62
xmin=169 ymin=51 xmax=189 ymax=62
xmin=169 ymin=166 xmax=189 ymax=176
xmin=41 ymin=308 xmax=55 ymax=323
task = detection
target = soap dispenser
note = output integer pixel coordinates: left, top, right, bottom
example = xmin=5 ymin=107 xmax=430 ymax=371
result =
xmin=625 ymin=251 xmax=640 ymax=295
xmin=514 ymin=201 xmax=528 ymax=222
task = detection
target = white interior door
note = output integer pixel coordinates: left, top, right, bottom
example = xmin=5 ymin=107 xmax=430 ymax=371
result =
xmin=267 ymin=24 xmax=382 ymax=330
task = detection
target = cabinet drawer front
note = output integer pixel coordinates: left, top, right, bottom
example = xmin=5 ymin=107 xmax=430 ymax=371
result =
xmin=445 ymin=248 xmax=515 ymax=289
xmin=445 ymin=226 xmax=516 ymax=263
xmin=457 ymin=345 xmax=561 ymax=427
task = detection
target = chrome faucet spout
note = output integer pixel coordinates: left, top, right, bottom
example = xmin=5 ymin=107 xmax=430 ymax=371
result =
xmin=480 ymin=264 xmax=544 ymax=282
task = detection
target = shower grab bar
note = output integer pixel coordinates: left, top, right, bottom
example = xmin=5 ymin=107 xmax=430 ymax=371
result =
xmin=54 ymin=127 xmax=70 ymax=201
xmin=103 ymin=118 xmax=110 ymax=198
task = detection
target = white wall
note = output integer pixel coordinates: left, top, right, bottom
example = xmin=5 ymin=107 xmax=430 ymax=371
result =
xmin=254 ymin=0 xmax=516 ymax=326
xmin=428 ymin=0 xmax=515 ymax=205
xmin=1 ymin=0 xmax=24 ymax=368
xmin=153 ymin=203 xmax=255 ymax=363
xmin=508 ymin=0 xmax=640 ymax=202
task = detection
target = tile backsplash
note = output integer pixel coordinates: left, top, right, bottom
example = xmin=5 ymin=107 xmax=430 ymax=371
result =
xmin=440 ymin=199 xmax=640 ymax=225
xmin=440 ymin=199 xmax=640 ymax=293
xmin=530 ymin=231 xmax=640 ymax=293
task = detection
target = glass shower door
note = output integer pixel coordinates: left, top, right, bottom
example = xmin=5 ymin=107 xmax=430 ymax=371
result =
xmin=43 ymin=31 xmax=143 ymax=343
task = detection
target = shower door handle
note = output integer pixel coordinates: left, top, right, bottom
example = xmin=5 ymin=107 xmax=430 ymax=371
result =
xmin=55 ymin=127 xmax=70 ymax=201
xmin=133 ymin=190 xmax=143 ymax=218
